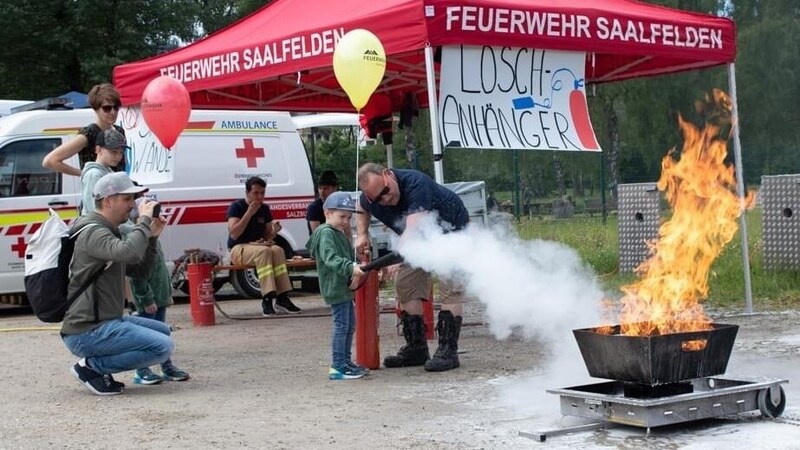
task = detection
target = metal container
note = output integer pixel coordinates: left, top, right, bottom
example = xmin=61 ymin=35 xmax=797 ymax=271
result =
xmin=573 ymin=323 xmax=739 ymax=385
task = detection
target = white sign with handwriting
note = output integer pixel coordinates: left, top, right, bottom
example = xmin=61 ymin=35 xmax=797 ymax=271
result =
xmin=118 ymin=106 xmax=175 ymax=184
xmin=438 ymin=45 xmax=601 ymax=152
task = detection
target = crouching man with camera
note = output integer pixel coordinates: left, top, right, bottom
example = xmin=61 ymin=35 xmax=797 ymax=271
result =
xmin=61 ymin=172 xmax=177 ymax=396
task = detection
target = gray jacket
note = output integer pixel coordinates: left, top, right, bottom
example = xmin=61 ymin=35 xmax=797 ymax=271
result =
xmin=80 ymin=162 xmax=112 ymax=216
xmin=60 ymin=212 xmax=158 ymax=335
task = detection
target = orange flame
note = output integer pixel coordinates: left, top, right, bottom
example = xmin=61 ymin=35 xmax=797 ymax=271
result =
xmin=617 ymin=90 xmax=755 ymax=337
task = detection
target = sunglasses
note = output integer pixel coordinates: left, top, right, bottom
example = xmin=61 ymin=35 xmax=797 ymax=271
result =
xmin=100 ymin=104 xmax=121 ymax=113
xmin=366 ymin=172 xmax=391 ymax=204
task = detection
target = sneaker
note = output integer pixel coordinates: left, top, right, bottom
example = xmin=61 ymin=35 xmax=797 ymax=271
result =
xmin=133 ymin=367 xmax=163 ymax=385
xmin=328 ymin=366 xmax=365 ymax=380
xmin=262 ymin=297 xmax=276 ymax=317
xmin=274 ymin=295 xmax=301 ymax=314
xmin=346 ymin=361 xmax=369 ymax=375
xmin=108 ymin=373 xmax=125 ymax=389
xmin=161 ymin=365 xmax=191 ymax=381
xmin=71 ymin=358 xmax=123 ymax=396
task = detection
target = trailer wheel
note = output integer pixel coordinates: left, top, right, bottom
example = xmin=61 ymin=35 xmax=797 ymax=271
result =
xmin=758 ymin=386 xmax=786 ymax=418
xmin=230 ymin=237 xmax=294 ymax=299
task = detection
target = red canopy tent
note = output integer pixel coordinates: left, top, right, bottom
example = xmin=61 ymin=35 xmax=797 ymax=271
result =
xmin=113 ymin=0 xmax=735 ymax=112
xmin=114 ymin=0 xmax=753 ymax=312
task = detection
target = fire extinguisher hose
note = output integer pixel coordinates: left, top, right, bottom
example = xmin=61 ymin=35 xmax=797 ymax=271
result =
xmin=359 ymin=251 xmax=404 ymax=272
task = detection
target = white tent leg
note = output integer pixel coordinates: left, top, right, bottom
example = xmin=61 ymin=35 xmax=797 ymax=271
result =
xmin=424 ymin=45 xmax=444 ymax=184
xmin=386 ymin=143 xmax=394 ymax=169
xmin=728 ymin=63 xmax=754 ymax=314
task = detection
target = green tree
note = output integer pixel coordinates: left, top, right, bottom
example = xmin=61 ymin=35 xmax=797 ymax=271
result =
xmin=0 ymin=0 xmax=272 ymax=99
xmin=730 ymin=0 xmax=800 ymax=181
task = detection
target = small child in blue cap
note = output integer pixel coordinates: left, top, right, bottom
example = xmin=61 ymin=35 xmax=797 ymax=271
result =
xmin=306 ymin=192 xmax=368 ymax=380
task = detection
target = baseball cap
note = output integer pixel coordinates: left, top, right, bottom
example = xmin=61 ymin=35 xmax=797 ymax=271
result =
xmin=93 ymin=172 xmax=148 ymax=200
xmin=323 ymin=192 xmax=356 ymax=212
xmin=96 ymin=128 xmax=130 ymax=150
xmin=318 ymin=170 xmax=338 ymax=186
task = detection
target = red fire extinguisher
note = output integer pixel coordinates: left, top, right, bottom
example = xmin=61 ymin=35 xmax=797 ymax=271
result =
xmin=355 ymin=258 xmax=380 ymax=370
xmin=187 ymin=260 xmax=215 ymax=326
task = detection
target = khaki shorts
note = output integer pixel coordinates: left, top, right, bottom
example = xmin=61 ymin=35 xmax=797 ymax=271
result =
xmin=395 ymin=264 xmax=463 ymax=305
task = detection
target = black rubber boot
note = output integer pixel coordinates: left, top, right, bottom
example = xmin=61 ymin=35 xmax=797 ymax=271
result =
xmin=424 ymin=311 xmax=463 ymax=372
xmin=384 ymin=312 xmax=430 ymax=368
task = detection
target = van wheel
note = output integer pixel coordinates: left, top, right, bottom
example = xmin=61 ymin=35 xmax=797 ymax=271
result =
xmin=231 ymin=268 xmax=261 ymax=299
xmin=229 ymin=236 xmax=295 ymax=299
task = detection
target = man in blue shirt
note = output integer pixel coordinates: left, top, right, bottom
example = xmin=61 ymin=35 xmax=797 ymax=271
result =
xmin=306 ymin=170 xmax=339 ymax=234
xmin=227 ymin=176 xmax=301 ymax=316
xmin=356 ymin=163 xmax=468 ymax=372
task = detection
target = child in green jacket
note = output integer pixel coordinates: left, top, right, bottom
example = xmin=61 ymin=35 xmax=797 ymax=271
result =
xmin=126 ymin=202 xmax=190 ymax=385
xmin=307 ymin=192 xmax=367 ymax=380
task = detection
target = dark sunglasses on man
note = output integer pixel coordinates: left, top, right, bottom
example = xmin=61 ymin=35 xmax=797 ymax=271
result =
xmin=367 ymin=171 xmax=391 ymax=204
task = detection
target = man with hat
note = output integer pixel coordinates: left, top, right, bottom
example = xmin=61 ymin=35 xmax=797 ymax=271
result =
xmin=61 ymin=172 xmax=174 ymax=396
xmin=306 ymin=170 xmax=339 ymax=233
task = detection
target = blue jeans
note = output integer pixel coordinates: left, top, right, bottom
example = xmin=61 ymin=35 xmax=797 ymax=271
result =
xmin=62 ymin=315 xmax=174 ymax=374
xmin=331 ymin=300 xmax=355 ymax=369
xmin=138 ymin=306 xmax=175 ymax=369
xmin=138 ymin=306 xmax=167 ymax=323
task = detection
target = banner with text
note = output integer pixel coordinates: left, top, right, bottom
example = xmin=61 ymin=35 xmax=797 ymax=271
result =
xmin=118 ymin=106 xmax=175 ymax=184
xmin=438 ymin=45 xmax=601 ymax=152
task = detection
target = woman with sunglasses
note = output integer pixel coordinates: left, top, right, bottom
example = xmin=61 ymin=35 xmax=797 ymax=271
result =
xmin=43 ymin=83 xmax=126 ymax=176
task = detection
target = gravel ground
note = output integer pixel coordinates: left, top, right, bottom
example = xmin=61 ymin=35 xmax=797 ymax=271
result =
xmin=0 ymin=292 xmax=798 ymax=450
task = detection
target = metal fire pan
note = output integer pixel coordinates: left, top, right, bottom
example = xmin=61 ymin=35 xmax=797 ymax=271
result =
xmin=573 ymin=323 xmax=739 ymax=385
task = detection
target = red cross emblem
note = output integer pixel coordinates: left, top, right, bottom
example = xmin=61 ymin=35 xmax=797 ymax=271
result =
xmin=235 ymin=138 xmax=265 ymax=168
xmin=12 ymin=236 xmax=26 ymax=258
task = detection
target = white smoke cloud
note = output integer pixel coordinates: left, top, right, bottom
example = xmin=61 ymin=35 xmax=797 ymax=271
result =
xmin=395 ymin=213 xmax=605 ymax=343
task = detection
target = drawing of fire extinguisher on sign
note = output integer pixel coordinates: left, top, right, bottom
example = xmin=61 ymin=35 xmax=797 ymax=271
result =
xmin=512 ymin=68 xmax=599 ymax=151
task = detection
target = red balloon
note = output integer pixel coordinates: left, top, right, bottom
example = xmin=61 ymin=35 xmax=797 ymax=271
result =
xmin=140 ymin=76 xmax=191 ymax=149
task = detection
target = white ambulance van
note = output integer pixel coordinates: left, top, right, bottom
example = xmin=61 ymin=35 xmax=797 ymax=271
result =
xmin=0 ymin=108 xmax=332 ymax=301
xmin=0 ymin=100 xmax=33 ymax=118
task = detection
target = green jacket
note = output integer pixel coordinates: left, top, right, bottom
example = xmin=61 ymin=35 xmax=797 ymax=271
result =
xmin=306 ymin=224 xmax=355 ymax=305
xmin=130 ymin=241 xmax=173 ymax=312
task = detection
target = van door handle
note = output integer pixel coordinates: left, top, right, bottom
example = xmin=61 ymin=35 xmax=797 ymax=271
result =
xmin=48 ymin=200 xmax=68 ymax=206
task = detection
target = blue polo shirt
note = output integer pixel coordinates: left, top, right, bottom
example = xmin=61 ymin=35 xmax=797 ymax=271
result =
xmin=226 ymin=199 xmax=273 ymax=248
xmin=359 ymin=169 xmax=468 ymax=235
xmin=306 ymin=197 xmax=325 ymax=233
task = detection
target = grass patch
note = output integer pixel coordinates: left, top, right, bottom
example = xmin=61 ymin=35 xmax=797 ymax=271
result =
xmin=516 ymin=208 xmax=800 ymax=309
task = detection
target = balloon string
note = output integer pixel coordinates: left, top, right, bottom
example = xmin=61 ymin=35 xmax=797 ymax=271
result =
xmin=353 ymin=123 xmax=360 ymax=258
xmin=355 ymin=122 xmax=360 ymax=192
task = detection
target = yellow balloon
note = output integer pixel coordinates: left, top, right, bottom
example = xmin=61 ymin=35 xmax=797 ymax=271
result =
xmin=333 ymin=29 xmax=386 ymax=111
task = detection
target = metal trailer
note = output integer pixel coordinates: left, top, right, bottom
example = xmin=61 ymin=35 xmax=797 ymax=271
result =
xmin=521 ymin=376 xmax=788 ymax=442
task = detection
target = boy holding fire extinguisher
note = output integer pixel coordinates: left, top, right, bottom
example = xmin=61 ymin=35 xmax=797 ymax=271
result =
xmin=306 ymin=192 xmax=368 ymax=380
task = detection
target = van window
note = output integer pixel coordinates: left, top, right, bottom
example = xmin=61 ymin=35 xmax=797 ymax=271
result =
xmin=0 ymin=139 xmax=61 ymax=197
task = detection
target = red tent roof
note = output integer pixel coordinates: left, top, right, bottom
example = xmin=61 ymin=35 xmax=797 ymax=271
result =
xmin=113 ymin=0 xmax=735 ymax=111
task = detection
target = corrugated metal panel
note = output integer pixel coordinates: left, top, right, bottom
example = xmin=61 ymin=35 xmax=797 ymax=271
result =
xmin=618 ymin=183 xmax=660 ymax=273
xmin=761 ymin=175 xmax=800 ymax=270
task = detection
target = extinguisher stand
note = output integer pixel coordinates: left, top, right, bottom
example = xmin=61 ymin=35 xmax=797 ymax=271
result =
xmin=423 ymin=287 xmax=435 ymax=340
xmin=355 ymin=267 xmax=380 ymax=370
xmin=187 ymin=260 xmax=216 ymax=326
